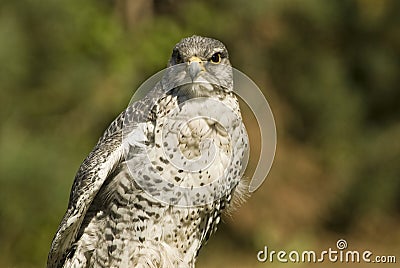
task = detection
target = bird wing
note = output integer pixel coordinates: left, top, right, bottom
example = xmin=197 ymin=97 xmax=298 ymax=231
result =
xmin=47 ymin=129 xmax=124 ymax=267
xmin=47 ymin=83 xmax=166 ymax=268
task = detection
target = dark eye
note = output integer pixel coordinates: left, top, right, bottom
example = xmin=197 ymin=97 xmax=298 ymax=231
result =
xmin=210 ymin=52 xmax=222 ymax=64
xmin=174 ymin=50 xmax=183 ymax=64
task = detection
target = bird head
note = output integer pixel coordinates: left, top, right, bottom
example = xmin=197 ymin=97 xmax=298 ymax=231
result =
xmin=164 ymin=35 xmax=233 ymax=95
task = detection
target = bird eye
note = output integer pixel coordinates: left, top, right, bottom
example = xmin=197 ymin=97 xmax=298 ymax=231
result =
xmin=175 ymin=51 xmax=183 ymax=64
xmin=210 ymin=52 xmax=222 ymax=64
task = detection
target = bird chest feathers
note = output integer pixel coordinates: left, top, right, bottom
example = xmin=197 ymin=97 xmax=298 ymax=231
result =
xmin=148 ymin=88 xmax=243 ymax=189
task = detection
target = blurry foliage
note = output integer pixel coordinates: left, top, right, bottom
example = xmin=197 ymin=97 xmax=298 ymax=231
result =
xmin=0 ymin=0 xmax=399 ymax=267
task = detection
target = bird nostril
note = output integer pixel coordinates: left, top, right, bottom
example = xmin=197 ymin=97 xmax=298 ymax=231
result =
xmin=188 ymin=56 xmax=203 ymax=64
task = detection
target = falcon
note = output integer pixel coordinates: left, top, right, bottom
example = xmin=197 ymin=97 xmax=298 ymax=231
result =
xmin=48 ymin=35 xmax=249 ymax=268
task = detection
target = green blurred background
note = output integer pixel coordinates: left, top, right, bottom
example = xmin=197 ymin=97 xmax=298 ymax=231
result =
xmin=1 ymin=0 xmax=399 ymax=267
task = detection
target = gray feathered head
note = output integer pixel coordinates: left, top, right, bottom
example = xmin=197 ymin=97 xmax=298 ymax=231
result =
xmin=163 ymin=35 xmax=233 ymax=93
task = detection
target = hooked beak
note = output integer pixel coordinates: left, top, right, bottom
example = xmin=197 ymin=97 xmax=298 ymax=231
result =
xmin=187 ymin=56 xmax=205 ymax=81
